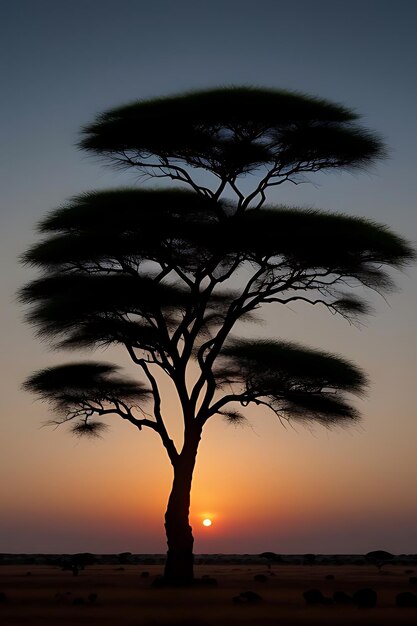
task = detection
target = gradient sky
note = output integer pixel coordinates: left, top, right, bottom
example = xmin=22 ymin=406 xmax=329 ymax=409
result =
xmin=1 ymin=0 xmax=416 ymax=555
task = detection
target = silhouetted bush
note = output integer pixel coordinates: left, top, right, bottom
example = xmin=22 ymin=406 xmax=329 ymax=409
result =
xmin=409 ymin=577 xmax=417 ymax=585
xmin=254 ymin=574 xmax=268 ymax=582
xmin=325 ymin=574 xmax=335 ymax=580
xmin=233 ymin=591 xmax=263 ymax=604
xmin=396 ymin=592 xmax=417 ymax=607
xmin=0 ymin=592 xmax=8 ymax=603
xmin=352 ymin=588 xmax=377 ymax=608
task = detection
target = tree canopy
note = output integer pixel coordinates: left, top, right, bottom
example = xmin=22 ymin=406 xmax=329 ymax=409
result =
xmin=80 ymin=87 xmax=384 ymax=191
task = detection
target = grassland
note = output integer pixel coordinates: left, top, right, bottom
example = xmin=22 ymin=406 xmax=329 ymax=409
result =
xmin=1 ymin=563 xmax=417 ymax=625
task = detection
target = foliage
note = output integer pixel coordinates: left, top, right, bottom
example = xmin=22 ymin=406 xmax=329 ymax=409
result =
xmin=80 ymin=87 xmax=385 ymax=187
xmin=20 ymin=87 xmax=414 ymax=443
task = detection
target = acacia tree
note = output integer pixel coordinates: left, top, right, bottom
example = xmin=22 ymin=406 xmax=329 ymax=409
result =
xmin=20 ymin=88 xmax=414 ymax=584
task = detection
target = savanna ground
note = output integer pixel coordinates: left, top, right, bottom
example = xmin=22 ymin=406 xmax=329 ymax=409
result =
xmin=1 ymin=563 xmax=417 ymax=625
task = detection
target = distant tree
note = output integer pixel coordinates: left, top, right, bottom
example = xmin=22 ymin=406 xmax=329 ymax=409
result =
xmin=259 ymin=551 xmax=282 ymax=569
xmin=20 ymin=87 xmax=414 ymax=584
xmin=365 ymin=550 xmax=395 ymax=570
xmin=61 ymin=552 xmax=96 ymax=576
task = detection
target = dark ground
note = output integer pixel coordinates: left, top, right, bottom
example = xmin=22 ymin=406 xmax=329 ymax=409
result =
xmin=1 ymin=562 xmax=417 ymax=625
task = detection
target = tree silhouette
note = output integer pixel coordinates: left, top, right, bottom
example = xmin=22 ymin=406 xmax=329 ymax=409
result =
xmin=20 ymin=87 xmax=414 ymax=584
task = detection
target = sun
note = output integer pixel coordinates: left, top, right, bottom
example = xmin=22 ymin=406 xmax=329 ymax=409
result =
xmin=202 ymin=518 xmax=212 ymax=527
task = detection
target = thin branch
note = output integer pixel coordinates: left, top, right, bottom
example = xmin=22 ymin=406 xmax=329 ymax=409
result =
xmin=204 ymin=392 xmax=250 ymax=421
xmin=130 ymin=352 xmax=178 ymax=463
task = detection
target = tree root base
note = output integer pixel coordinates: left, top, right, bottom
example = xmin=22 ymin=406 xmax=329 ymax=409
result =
xmin=151 ymin=575 xmax=218 ymax=588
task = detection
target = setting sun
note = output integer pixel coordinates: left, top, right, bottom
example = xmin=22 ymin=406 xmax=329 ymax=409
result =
xmin=202 ymin=518 xmax=212 ymax=527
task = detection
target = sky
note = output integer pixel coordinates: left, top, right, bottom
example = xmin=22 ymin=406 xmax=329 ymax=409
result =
xmin=1 ymin=0 xmax=416 ymax=555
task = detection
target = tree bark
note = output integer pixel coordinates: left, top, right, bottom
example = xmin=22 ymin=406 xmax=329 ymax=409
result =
xmin=163 ymin=425 xmax=201 ymax=584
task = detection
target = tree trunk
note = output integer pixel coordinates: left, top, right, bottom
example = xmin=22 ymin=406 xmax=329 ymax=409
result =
xmin=163 ymin=426 xmax=201 ymax=584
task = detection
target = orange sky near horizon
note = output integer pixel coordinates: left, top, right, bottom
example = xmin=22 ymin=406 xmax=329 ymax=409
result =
xmin=2 ymin=337 xmax=416 ymax=555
